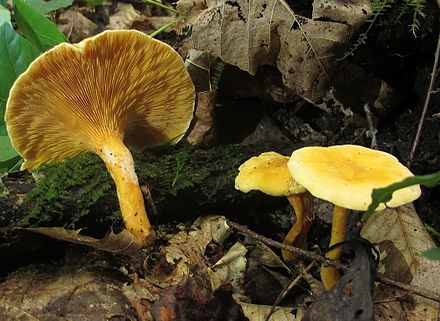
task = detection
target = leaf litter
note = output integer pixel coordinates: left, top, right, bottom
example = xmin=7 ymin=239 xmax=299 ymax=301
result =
xmin=176 ymin=0 xmax=372 ymax=102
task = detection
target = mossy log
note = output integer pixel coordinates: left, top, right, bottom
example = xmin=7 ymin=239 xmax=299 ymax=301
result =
xmin=0 ymin=144 xmax=291 ymax=234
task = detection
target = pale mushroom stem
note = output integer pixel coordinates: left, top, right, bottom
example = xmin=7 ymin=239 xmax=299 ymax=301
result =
xmin=320 ymin=205 xmax=350 ymax=289
xmin=282 ymin=191 xmax=314 ymax=262
xmin=96 ymin=134 xmax=155 ymax=247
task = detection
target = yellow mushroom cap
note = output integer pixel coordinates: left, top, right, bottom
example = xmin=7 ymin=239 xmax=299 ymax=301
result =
xmin=235 ymin=151 xmax=306 ymax=197
xmin=5 ymin=30 xmax=195 ymax=170
xmin=287 ymin=145 xmax=421 ymax=211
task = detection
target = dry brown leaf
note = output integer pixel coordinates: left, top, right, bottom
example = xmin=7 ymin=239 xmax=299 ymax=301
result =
xmin=58 ymin=8 xmax=99 ymax=43
xmin=360 ymin=204 xmax=440 ymax=321
xmin=312 ymin=0 xmax=371 ymax=32
xmin=208 ymin=241 xmax=247 ymax=290
xmin=239 ymin=302 xmax=298 ymax=321
xmin=187 ymin=91 xmax=217 ymax=147
xmin=0 ymin=256 xmax=136 ymax=321
xmin=15 ymin=227 xmax=143 ymax=255
xmin=106 ymin=3 xmax=142 ymax=30
xmin=176 ymin=0 xmax=371 ymax=102
xmin=162 ymin=215 xmax=232 ymax=285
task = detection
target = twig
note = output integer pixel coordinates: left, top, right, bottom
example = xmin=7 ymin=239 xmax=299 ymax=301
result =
xmin=364 ymin=104 xmax=378 ymax=149
xmin=264 ymin=261 xmax=316 ymax=321
xmin=226 ymin=220 xmax=440 ymax=303
xmin=408 ymin=32 xmax=440 ymax=167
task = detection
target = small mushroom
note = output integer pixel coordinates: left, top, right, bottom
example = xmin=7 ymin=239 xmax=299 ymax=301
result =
xmin=234 ymin=152 xmax=314 ymax=261
xmin=5 ymin=30 xmax=195 ymax=247
xmin=287 ymin=144 xmax=421 ymax=289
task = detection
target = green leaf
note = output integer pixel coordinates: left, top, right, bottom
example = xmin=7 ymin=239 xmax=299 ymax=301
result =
xmin=363 ymin=171 xmax=440 ymax=220
xmin=14 ymin=0 xmax=68 ymax=52
xmin=0 ymin=23 xmax=39 ymax=171
xmin=0 ymin=5 xmax=11 ymax=27
xmin=0 ymin=0 xmax=6 ymax=7
xmin=25 ymin=0 xmax=73 ymax=15
xmin=421 ymin=247 xmax=440 ymax=261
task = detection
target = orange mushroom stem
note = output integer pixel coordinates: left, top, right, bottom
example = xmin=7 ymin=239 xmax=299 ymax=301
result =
xmin=320 ymin=205 xmax=349 ymax=290
xmin=96 ymin=133 xmax=154 ymax=246
xmin=282 ymin=192 xmax=314 ymax=261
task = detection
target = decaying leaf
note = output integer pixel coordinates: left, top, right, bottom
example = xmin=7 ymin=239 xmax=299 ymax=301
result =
xmin=302 ymin=241 xmax=376 ymax=321
xmin=159 ymin=215 xmax=232 ymax=284
xmin=151 ymin=277 xmax=248 ymax=321
xmin=58 ymin=8 xmax=99 ymax=42
xmin=239 ymin=302 xmax=297 ymax=321
xmin=13 ymin=227 xmax=143 ymax=255
xmin=106 ymin=3 xmax=142 ymax=30
xmin=0 ymin=250 xmax=137 ymax=321
xmin=176 ymin=0 xmax=372 ymax=102
xmin=209 ymin=241 xmax=247 ymax=290
xmin=187 ymin=91 xmax=218 ymax=147
xmin=312 ymin=0 xmax=371 ymax=32
xmin=361 ymin=204 xmax=440 ymax=320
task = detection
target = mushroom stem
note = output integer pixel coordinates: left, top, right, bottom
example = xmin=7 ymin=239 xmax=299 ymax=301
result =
xmin=282 ymin=191 xmax=314 ymax=262
xmin=320 ymin=205 xmax=350 ymax=289
xmin=96 ymin=134 xmax=155 ymax=247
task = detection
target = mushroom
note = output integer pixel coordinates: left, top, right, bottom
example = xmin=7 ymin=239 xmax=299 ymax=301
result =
xmin=234 ymin=152 xmax=314 ymax=261
xmin=287 ymin=144 xmax=422 ymax=289
xmin=5 ymin=30 xmax=195 ymax=247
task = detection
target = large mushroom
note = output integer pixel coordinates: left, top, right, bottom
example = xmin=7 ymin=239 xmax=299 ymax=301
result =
xmin=5 ymin=30 xmax=195 ymax=247
xmin=235 ymin=152 xmax=314 ymax=261
xmin=287 ymin=145 xmax=421 ymax=289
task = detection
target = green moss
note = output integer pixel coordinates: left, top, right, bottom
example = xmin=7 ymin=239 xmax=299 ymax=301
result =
xmin=20 ymin=143 xmax=284 ymax=228
xmin=23 ymin=153 xmax=113 ymax=227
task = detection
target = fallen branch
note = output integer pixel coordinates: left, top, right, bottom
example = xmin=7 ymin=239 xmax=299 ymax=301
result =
xmin=226 ymin=220 xmax=440 ymax=303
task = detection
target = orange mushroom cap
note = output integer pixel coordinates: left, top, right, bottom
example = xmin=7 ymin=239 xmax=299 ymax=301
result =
xmin=5 ymin=30 xmax=195 ymax=170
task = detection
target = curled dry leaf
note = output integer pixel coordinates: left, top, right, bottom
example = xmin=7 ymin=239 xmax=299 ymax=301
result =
xmin=361 ymin=204 xmax=440 ymax=321
xmin=187 ymin=91 xmax=218 ymax=147
xmin=176 ymin=0 xmax=372 ymax=102
xmin=208 ymin=242 xmax=247 ymax=290
xmin=15 ymin=227 xmax=143 ymax=255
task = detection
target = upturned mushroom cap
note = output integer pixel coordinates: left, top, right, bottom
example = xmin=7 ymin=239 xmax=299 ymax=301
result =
xmin=235 ymin=152 xmax=306 ymax=197
xmin=5 ymin=30 xmax=195 ymax=170
xmin=287 ymin=145 xmax=421 ymax=211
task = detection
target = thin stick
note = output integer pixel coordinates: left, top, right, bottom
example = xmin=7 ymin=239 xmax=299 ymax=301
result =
xmin=408 ymin=32 xmax=440 ymax=166
xmin=264 ymin=261 xmax=316 ymax=321
xmin=364 ymin=104 xmax=378 ymax=149
xmin=226 ymin=220 xmax=440 ymax=303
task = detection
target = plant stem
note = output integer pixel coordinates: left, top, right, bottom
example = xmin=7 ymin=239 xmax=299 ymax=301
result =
xmin=150 ymin=21 xmax=176 ymax=38
xmin=144 ymin=0 xmax=178 ymax=13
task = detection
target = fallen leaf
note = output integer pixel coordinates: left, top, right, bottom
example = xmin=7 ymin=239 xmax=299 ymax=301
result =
xmin=106 ymin=3 xmax=142 ymax=30
xmin=312 ymin=0 xmax=371 ymax=32
xmin=58 ymin=8 xmax=99 ymax=42
xmin=187 ymin=91 xmax=218 ymax=147
xmin=12 ymin=227 xmax=143 ymax=255
xmin=0 ymin=251 xmax=137 ymax=321
xmin=361 ymin=204 xmax=440 ymax=321
xmin=302 ymin=241 xmax=376 ymax=321
xmin=239 ymin=302 xmax=297 ymax=321
xmin=209 ymin=241 xmax=247 ymax=290
xmin=151 ymin=277 xmax=248 ymax=321
xmin=176 ymin=0 xmax=372 ymax=102
xmin=158 ymin=215 xmax=232 ymax=285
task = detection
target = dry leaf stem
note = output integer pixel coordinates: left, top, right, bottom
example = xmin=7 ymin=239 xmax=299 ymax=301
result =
xmin=226 ymin=220 xmax=440 ymax=303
